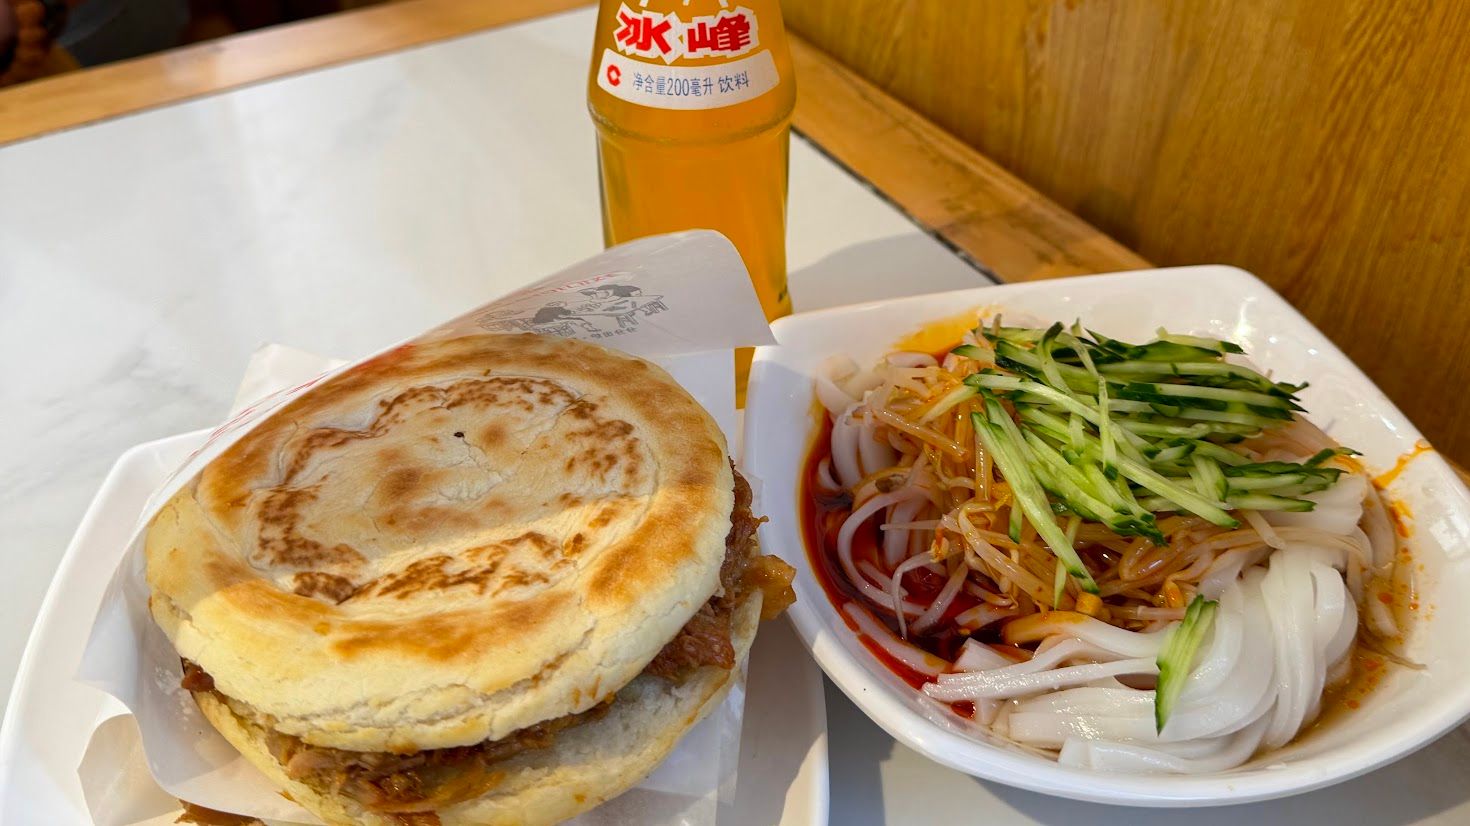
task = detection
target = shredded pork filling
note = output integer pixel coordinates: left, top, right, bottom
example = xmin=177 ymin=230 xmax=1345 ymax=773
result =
xmin=181 ymin=468 xmax=795 ymax=815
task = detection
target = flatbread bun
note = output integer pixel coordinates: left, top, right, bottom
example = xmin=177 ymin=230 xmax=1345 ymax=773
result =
xmin=193 ymin=587 xmax=762 ymax=826
xmin=147 ymin=333 xmax=734 ymax=752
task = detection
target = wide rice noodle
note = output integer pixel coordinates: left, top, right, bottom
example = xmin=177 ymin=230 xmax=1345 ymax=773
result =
xmin=811 ymin=339 xmax=1410 ymax=776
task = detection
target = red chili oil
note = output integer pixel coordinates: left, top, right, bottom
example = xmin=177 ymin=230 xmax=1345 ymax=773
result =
xmin=801 ymin=405 xmax=993 ymax=720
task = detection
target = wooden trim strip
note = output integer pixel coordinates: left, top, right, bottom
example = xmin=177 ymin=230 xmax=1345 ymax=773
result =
xmin=0 ymin=0 xmax=594 ymax=147
xmin=789 ymin=35 xmax=1151 ymax=282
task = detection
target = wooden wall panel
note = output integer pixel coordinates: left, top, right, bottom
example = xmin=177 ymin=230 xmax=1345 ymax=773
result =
xmin=783 ymin=0 xmax=1470 ymax=459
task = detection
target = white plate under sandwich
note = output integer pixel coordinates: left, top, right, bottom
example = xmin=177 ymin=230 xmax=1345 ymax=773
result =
xmin=742 ymin=265 xmax=1470 ymax=807
xmin=0 ymin=430 xmax=829 ymax=825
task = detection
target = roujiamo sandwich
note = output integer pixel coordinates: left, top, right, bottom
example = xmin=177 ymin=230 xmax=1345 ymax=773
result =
xmin=146 ymin=333 xmax=795 ymax=826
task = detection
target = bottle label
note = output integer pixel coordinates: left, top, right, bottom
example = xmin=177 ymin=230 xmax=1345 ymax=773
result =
xmin=597 ymin=48 xmax=779 ymax=110
xmin=595 ymin=3 xmax=779 ymax=110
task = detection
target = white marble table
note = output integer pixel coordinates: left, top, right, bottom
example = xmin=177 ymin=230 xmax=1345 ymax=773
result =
xmin=4 ymin=7 xmax=1469 ymax=824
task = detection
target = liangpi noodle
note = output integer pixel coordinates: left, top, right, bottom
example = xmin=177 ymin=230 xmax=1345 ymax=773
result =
xmin=805 ymin=319 xmax=1415 ymax=774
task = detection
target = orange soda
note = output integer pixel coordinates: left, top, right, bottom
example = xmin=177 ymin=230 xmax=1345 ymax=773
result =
xmin=587 ymin=0 xmax=796 ymax=398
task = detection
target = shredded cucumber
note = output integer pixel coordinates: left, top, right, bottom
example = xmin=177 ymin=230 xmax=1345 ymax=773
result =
xmin=1156 ymin=595 xmax=1219 ymax=733
xmin=972 ymin=406 xmax=1100 ymax=593
xmin=1052 ymin=558 xmax=1067 ymax=609
xmin=951 ymin=343 xmax=990 ymax=360
xmin=1053 ymin=516 xmax=1082 ymax=607
xmin=955 ymin=322 xmax=1351 ymax=541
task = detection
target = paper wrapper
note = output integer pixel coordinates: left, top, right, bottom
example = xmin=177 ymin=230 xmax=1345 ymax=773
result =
xmin=73 ymin=231 xmax=775 ymax=826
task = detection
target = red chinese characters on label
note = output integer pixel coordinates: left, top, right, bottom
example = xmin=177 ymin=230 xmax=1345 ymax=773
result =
xmin=615 ymin=6 xmax=676 ymax=59
xmin=684 ymin=9 xmax=757 ymax=58
xmin=612 ymin=4 xmax=761 ymax=64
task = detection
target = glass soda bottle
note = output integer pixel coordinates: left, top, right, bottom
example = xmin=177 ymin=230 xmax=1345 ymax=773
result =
xmin=587 ymin=0 xmax=796 ymax=398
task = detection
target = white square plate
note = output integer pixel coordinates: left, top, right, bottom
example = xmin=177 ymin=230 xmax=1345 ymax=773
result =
xmin=742 ymin=265 xmax=1470 ymax=806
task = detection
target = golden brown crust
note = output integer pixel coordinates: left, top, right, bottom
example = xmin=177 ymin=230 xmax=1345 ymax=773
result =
xmin=192 ymin=590 xmax=764 ymax=826
xmin=147 ymin=334 xmax=733 ymax=752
